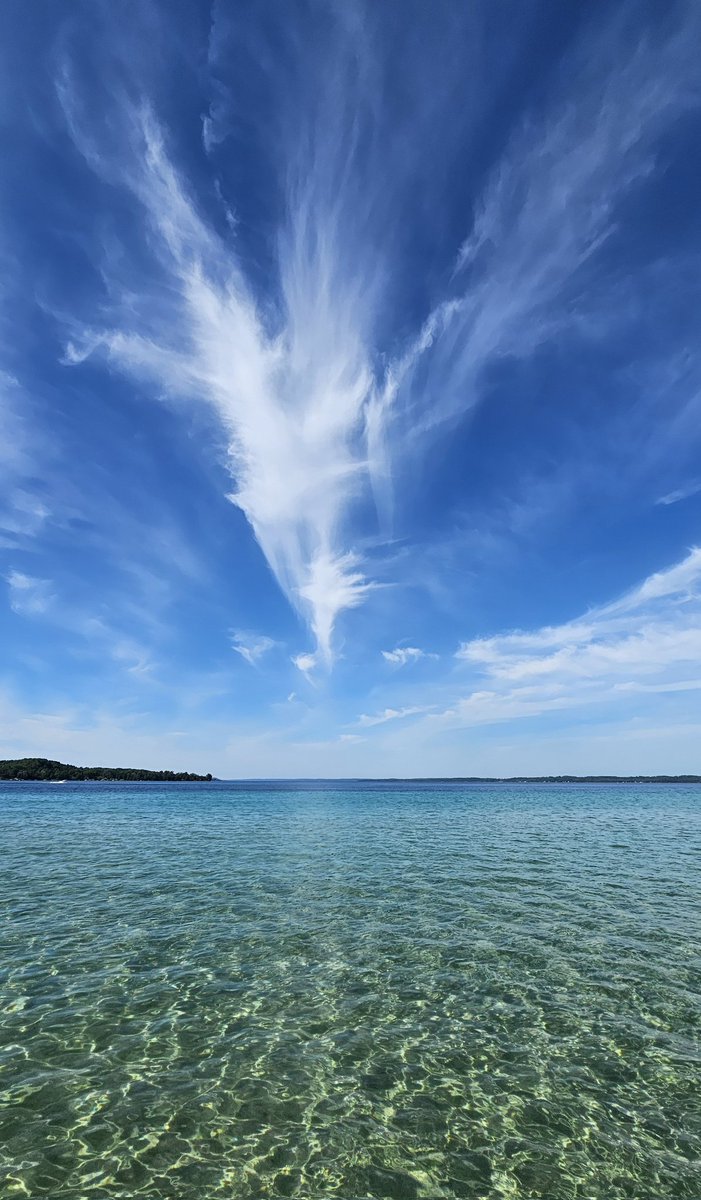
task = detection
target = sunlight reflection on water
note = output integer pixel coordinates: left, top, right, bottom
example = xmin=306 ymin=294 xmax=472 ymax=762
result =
xmin=1 ymin=781 xmax=699 ymax=1198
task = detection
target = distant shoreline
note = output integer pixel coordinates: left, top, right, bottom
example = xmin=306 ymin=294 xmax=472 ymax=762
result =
xmin=1 ymin=760 xmax=698 ymax=785
xmin=214 ymin=775 xmax=701 ymax=784
xmin=212 ymin=775 xmax=701 ymax=783
xmin=207 ymin=776 xmax=701 ymax=784
xmin=359 ymin=775 xmax=701 ymax=784
xmin=0 ymin=758 xmax=212 ymax=782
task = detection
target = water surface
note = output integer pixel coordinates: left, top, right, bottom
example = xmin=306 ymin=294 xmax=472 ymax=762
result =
xmin=1 ymin=781 xmax=699 ymax=1198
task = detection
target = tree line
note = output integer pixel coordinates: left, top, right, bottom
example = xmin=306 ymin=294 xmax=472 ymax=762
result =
xmin=0 ymin=758 xmax=213 ymax=781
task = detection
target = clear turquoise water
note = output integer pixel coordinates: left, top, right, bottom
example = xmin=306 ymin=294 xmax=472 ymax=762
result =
xmin=0 ymin=781 xmax=699 ymax=1199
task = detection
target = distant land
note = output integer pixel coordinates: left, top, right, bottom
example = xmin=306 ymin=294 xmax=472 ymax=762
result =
xmin=0 ymin=761 xmax=698 ymax=784
xmin=379 ymin=775 xmax=701 ymax=783
xmin=0 ymin=758 xmax=213 ymax=782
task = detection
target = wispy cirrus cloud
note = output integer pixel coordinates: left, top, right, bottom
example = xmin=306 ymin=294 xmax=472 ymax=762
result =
xmin=60 ymin=102 xmax=377 ymax=666
xmin=5 ymin=570 xmax=54 ymax=616
xmin=56 ymin=1 xmax=701 ymax=670
xmin=0 ymin=373 xmax=54 ymax=549
xmin=231 ymin=630 xmax=276 ymax=667
xmin=371 ymin=4 xmax=701 ymax=443
xmin=656 ymin=479 xmax=701 ymax=506
xmin=4 ymin=570 xmax=157 ymax=679
xmin=358 ymin=704 xmax=434 ymax=728
xmin=446 ymin=547 xmax=701 ymax=722
xmin=0 ymin=372 xmax=26 ymax=474
xmin=348 ymin=549 xmax=701 ymax=753
xmin=381 ymin=646 xmax=426 ymax=666
xmin=352 ymin=549 xmax=701 ymax=740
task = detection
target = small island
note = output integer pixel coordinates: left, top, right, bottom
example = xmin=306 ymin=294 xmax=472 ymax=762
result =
xmin=0 ymin=758 xmax=213 ymax=782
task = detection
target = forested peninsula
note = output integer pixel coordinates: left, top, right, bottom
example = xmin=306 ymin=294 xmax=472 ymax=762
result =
xmin=0 ymin=758 xmax=213 ymax=781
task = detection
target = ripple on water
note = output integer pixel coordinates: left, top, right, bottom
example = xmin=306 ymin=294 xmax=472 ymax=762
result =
xmin=0 ymin=781 xmax=699 ymax=1198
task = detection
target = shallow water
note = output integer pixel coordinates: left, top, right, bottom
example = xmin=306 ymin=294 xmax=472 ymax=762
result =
xmin=0 ymin=781 xmax=699 ymax=1199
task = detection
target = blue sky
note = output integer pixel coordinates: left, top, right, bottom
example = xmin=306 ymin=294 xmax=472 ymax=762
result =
xmin=2 ymin=0 xmax=701 ymax=776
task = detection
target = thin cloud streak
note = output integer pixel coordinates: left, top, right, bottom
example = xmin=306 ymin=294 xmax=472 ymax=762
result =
xmin=4 ymin=569 xmax=158 ymax=679
xmin=656 ymin=479 xmax=701 ymax=506
xmin=231 ymin=630 xmax=277 ymax=666
xmin=381 ymin=646 xmax=426 ymax=666
xmin=357 ymin=705 xmax=434 ymax=728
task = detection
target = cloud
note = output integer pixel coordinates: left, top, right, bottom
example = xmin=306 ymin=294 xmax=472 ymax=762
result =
xmin=292 ymin=652 xmax=318 ymax=676
xmin=0 ymin=373 xmax=27 ymax=473
xmin=0 ymin=374 xmax=55 ymax=548
xmin=618 ymin=546 xmax=701 ymax=607
xmin=381 ymin=646 xmax=426 ymax=666
xmin=0 ymin=492 xmax=52 ymax=549
xmin=370 ymin=4 xmax=701 ymax=442
xmin=447 ymin=547 xmax=701 ymax=723
xmin=109 ymin=635 xmax=155 ymax=677
xmin=358 ymin=704 xmax=434 ymax=727
xmin=59 ymin=95 xmax=379 ymax=667
xmin=56 ymin=2 xmax=701 ymax=669
xmin=231 ymin=630 xmax=276 ymax=666
xmin=656 ymin=479 xmax=701 ymax=506
xmin=5 ymin=571 xmax=54 ymax=616
xmin=4 ymin=570 xmax=158 ymax=680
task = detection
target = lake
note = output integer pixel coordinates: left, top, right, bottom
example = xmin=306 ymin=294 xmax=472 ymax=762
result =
xmin=1 ymin=781 xmax=699 ymax=1198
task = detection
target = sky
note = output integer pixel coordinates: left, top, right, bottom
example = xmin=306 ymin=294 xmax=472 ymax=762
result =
xmin=1 ymin=0 xmax=701 ymax=777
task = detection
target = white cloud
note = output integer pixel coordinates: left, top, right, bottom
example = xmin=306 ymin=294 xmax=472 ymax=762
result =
xmin=0 ymin=373 xmax=26 ymax=475
xmin=56 ymin=4 xmax=701 ymax=669
xmin=231 ymin=630 xmax=276 ymax=666
xmin=109 ymin=636 xmax=155 ymax=677
xmin=292 ymin=652 xmax=318 ymax=676
xmin=358 ymin=705 xmax=434 ymax=727
xmin=656 ymin=479 xmax=701 ymax=506
xmin=5 ymin=571 xmax=54 ymax=616
xmin=0 ymin=373 xmax=55 ymax=548
xmin=4 ymin=571 xmax=159 ymax=681
xmin=59 ymin=99 xmax=379 ymax=667
xmin=370 ymin=6 xmax=701 ymax=444
xmin=381 ymin=646 xmax=426 ymax=666
xmin=448 ymin=547 xmax=701 ymax=723
xmin=622 ymin=546 xmax=701 ymax=606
